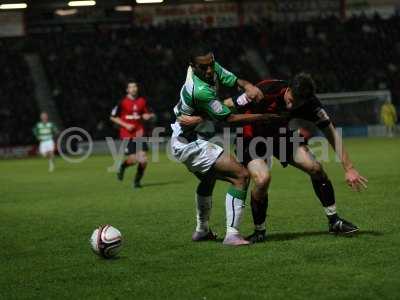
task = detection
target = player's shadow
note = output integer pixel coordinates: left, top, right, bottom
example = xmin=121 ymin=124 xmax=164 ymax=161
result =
xmin=194 ymin=230 xmax=383 ymax=244
xmin=142 ymin=180 xmax=184 ymax=187
xmin=266 ymin=230 xmax=383 ymax=242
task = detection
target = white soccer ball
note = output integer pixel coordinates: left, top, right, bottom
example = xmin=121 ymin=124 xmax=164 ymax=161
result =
xmin=90 ymin=225 xmax=122 ymax=259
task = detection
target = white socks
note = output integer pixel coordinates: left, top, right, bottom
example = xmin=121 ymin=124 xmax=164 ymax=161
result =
xmin=225 ymin=192 xmax=245 ymax=235
xmin=195 ymin=187 xmax=247 ymax=236
xmin=195 ymin=194 xmax=212 ymax=233
xmin=48 ymin=158 xmax=55 ymax=172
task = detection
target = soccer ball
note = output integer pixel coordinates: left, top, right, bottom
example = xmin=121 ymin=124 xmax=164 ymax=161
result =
xmin=90 ymin=225 xmax=122 ymax=259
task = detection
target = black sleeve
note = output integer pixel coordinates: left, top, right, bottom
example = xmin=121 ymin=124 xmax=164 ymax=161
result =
xmin=256 ymin=79 xmax=288 ymax=95
xmin=296 ymin=97 xmax=332 ymax=129
xmin=110 ymin=103 xmax=121 ymax=118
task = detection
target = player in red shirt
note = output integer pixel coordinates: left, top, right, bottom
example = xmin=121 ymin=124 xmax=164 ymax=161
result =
xmin=227 ymin=73 xmax=368 ymax=241
xmin=110 ymin=80 xmax=155 ymax=188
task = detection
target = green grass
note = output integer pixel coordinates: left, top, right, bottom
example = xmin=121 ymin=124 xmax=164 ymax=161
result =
xmin=1 ymin=138 xmax=400 ymax=299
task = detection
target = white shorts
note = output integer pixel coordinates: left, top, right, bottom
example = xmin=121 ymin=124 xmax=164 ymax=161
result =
xmin=171 ymin=137 xmax=223 ymax=174
xmin=39 ymin=140 xmax=55 ymax=156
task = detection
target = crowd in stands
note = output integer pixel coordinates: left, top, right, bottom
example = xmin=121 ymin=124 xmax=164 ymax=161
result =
xmin=28 ymin=25 xmax=256 ymax=140
xmin=251 ymin=14 xmax=400 ymax=97
xmin=0 ymin=40 xmax=38 ymax=146
xmin=2 ymin=13 xmax=400 ymax=145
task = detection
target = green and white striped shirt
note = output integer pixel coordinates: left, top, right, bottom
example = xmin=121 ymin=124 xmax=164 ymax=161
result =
xmin=33 ymin=122 xmax=57 ymax=142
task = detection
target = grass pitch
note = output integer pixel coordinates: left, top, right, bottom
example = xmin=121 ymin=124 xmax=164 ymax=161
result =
xmin=1 ymin=138 xmax=400 ymax=299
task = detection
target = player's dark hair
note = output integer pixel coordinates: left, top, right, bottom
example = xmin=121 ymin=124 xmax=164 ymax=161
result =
xmin=126 ymin=78 xmax=138 ymax=88
xmin=289 ymin=73 xmax=316 ymax=102
xmin=189 ymin=44 xmax=214 ymax=65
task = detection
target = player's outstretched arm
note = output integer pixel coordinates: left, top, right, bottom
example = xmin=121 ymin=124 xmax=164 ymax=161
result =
xmin=321 ymin=123 xmax=368 ymax=191
xmin=177 ymin=95 xmax=237 ymax=127
xmin=177 ymin=111 xmax=281 ymax=127
xmin=178 ymin=94 xmax=281 ymax=127
xmin=224 ymin=113 xmax=281 ymax=124
xmin=142 ymin=113 xmax=155 ymax=121
xmin=177 ymin=115 xmax=203 ymax=127
xmin=237 ymin=79 xmax=264 ymax=102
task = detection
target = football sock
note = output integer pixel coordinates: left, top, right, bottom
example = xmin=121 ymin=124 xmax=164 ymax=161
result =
xmin=251 ymin=192 xmax=268 ymax=231
xmin=195 ymin=194 xmax=212 ymax=232
xmin=311 ymin=178 xmax=338 ymax=222
xmin=134 ymin=163 xmax=146 ymax=184
xmin=225 ymin=186 xmax=247 ymax=235
xmin=48 ymin=158 xmax=54 ymax=172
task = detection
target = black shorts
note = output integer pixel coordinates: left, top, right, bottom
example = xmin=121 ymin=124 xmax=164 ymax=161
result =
xmin=236 ymin=130 xmax=307 ymax=167
xmin=124 ymin=138 xmax=149 ymax=155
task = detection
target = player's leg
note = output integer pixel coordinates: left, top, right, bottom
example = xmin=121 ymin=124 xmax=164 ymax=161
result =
xmin=46 ymin=150 xmax=55 ymax=172
xmin=385 ymin=125 xmax=390 ymax=137
xmin=134 ymin=149 xmax=148 ymax=188
xmin=192 ymin=173 xmax=217 ymax=241
xmin=170 ymin=138 xmax=220 ymax=241
xmin=170 ymin=138 xmax=248 ymax=245
xmin=246 ymin=159 xmax=271 ymax=243
xmin=212 ymin=153 xmax=250 ymax=245
xmin=40 ymin=140 xmax=55 ymax=172
xmin=117 ymin=139 xmax=137 ymax=181
xmin=48 ymin=140 xmax=56 ymax=172
xmin=291 ymin=145 xmax=358 ymax=234
xmin=117 ymin=153 xmax=137 ymax=181
xmin=388 ymin=124 xmax=394 ymax=138
xmin=133 ymin=141 xmax=150 ymax=188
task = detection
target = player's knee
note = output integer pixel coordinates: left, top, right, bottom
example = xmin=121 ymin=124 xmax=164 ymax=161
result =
xmin=309 ymin=162 xmax=325 ymax=179
xmin=126 ymin=157 xmax=136 ymax=165
xmin=136 ymin=151 xmax=148 ymax=164
xmin=253 ymin=172 xmax=271 ymax=189
xmin=140 ymin=156 xmax=148 ymax=164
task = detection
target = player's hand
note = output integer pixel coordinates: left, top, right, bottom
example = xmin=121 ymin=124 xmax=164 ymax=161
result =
xmin=261 ymin=113 xmax=286 ymax=123
xmin=245 ymin=85 xmax=264 ymax=102
xmin=124 ymin=124 xmax=135 ymax=131
xmin=178 ymin=115 xmax=203 ymax=127
xmin=142 ymin=113 xmax=154 ymax=121
xmin=345 ymin=168 xmax=368 ymax=191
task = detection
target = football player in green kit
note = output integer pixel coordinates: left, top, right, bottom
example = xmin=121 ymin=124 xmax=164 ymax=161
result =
xmin=33 ymin=112 xmax=58 ymax=172
xmin=171 ymin=46 xmax=277 ymax=246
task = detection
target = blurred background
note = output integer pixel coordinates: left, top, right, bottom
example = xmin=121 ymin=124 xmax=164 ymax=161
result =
xmin=0 ymin=0 xmax=399 ymax=157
